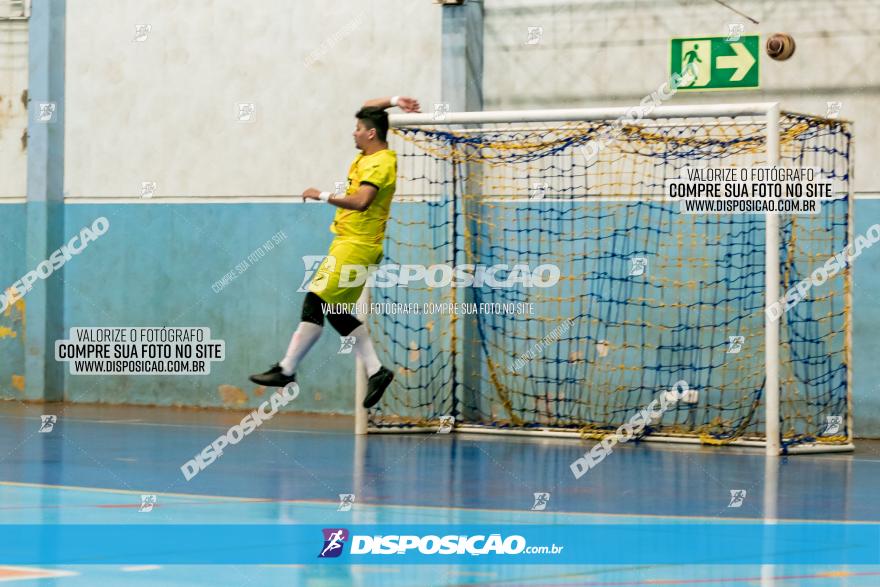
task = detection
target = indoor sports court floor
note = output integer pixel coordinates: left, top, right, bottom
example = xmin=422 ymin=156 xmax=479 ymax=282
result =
xmin=1 ymin=402 xmax=878 ymax=586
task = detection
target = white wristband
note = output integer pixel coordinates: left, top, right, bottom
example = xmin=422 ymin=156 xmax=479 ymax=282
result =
xmin=390 ymin=95 xmax=400 ymax=107
xmin=318 ymin=191 xmax=332 ymax=202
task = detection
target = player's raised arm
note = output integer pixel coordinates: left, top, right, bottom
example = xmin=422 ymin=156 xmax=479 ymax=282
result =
xmin=300 ymin=104 xmax=401 ymax=212
xmin=362 ymin=96 xmax=421 ymax=113
xmin=302 ymin=185 xmax=377 ymax=212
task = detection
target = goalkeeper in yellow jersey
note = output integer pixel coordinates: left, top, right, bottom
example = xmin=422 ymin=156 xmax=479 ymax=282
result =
xmin=250 ymin=96 xmax=421 ymax=409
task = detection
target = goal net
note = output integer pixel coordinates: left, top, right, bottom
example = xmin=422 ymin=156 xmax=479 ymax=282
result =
xmin=362 ymin=103 xmax=853 ymax=454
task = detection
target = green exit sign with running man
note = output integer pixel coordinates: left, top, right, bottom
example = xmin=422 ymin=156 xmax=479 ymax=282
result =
xmin=671 ymin=35 xmax=760 ymax=90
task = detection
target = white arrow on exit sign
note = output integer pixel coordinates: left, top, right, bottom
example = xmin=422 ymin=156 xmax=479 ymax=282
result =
xmin=715 ymin=42 xmax=756 ymax=81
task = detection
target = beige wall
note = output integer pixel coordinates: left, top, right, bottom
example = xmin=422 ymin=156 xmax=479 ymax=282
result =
xmin=483 ymin=0 xmax=880 ymax=194
xmin=5 ymin=1 xmax=880 ymax=197
xmin=63 ymin=0 xmax=441 ymax=199
xmin=0 ymin=18 xmax=28 ymax=199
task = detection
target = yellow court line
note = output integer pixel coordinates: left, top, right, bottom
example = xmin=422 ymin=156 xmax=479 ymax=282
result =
xmin=0 ymin=413 xmax=349 ymax=436
xmin=2 ymin=480 xmax=879 ymax=525
xmin=0 ymin=481 xmax=266 ymax=502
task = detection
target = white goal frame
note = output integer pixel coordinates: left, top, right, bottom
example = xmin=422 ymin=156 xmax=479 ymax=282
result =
xmin=355 ymin=102 xmax=855 ymax=457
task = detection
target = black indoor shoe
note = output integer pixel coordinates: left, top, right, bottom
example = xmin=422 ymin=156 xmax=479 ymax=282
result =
xmin=363 ymin=366 xmax=394 ymax=409
xmin=249 ymin=363 xmax=296 ymax=387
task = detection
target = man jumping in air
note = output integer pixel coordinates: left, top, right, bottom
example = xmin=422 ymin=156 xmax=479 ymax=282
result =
xmin=250 ymin=96 xmax=421 ymax=410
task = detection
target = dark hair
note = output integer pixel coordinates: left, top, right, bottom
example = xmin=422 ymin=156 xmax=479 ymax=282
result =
xmin=355 ymin=106 xmax=389 ymax=142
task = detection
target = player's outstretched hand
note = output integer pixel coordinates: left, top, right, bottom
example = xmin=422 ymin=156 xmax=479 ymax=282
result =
xmin=396 ymin=97 xmax=421 ymax=113
xmin=302 ymin=187 xmax=321 ymax=201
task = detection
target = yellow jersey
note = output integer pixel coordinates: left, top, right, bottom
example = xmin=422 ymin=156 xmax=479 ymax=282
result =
xmin=330 ymin=149 xmax=397 ymax=244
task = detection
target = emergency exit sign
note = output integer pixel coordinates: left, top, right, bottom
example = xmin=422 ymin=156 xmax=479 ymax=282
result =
xmin=671 ymin=35 xmax=760 ymax=90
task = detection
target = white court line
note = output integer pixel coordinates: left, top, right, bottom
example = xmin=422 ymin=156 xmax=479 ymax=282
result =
xmin=120 ymin=565 xmax=161 ymax=572
xmin=3 ymin=480 xmax=879 ymax=525
xmin=64 ymin=196 xmax=298 ymax=204
xmin=0 ymin=413 xmax=874 ymax=461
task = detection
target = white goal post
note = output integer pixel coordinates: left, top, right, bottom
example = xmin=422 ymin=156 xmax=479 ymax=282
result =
xmin=354 ymin=102 xmax=854 ymax=457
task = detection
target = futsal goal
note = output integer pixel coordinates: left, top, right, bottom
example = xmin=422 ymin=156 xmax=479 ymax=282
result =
xmin=357 ymin=102 xmax=853 ymax=456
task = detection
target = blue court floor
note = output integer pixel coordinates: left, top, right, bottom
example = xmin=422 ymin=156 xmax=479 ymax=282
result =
xmin=1 ymin=402 xmax=878 ymax=586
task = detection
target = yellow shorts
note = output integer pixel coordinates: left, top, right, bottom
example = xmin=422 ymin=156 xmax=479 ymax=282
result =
xmin=308 ymin=238 xmax=383 ymax=305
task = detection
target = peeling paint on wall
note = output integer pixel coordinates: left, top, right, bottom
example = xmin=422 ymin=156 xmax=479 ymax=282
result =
xmin=217 ymin=384 xmax=247 ymax=406
xmin=2 ymin=296 xmax=26 ymax=395
xmin=1 ymin=295 xmax=25 ymax=340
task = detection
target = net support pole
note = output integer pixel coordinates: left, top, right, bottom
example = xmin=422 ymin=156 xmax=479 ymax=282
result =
xmin=764 ymin=103 xmax=782 ymax=456
xmin=354 ymin=288 xmax=369 ymax=435
xmin=441 ymin=0 xmax=484 ymax=115
xmin=760 ymin=454 xmax=779 ymax=586
xmin=442 ymin=0 xmax=484 ymax=424
xmin=24 ymin=0 xmax=67 ymax=402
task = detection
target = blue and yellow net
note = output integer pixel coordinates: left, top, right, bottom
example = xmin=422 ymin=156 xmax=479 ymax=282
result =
xmin=368 ymin=111 xmax=852 ymax=449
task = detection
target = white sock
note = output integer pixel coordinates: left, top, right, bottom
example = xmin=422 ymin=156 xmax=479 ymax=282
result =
xmin=350 ymin=324 xmax=382 ymax=377
xmin=279 ymin=322 xmax=323 ymax=375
